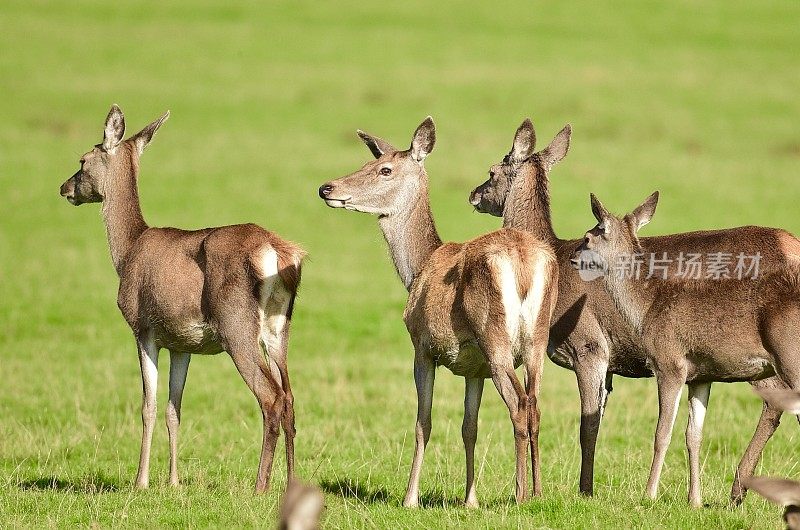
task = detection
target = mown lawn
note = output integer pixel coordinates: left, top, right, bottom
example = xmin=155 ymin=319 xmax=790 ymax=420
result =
xmin=1 ymin=1 xmax=799 ymax=527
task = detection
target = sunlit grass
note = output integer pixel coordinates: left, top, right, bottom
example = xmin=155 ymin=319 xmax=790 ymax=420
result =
xmin=1 ymin=0 xmax=799 ymax=527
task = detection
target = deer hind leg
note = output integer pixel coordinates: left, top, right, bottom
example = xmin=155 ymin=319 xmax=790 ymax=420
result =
xmin=524 ymin=331 xmax=548 ymax=498
xmin=488 ymin=359 xmax=529 ymax=504
xmin=403 ymin=352 xmax=435 ymax=508
xmin=166 ymin=351 xmax=191 ymax=487
xmin=686 ymin=382 xmax=711 ymax=508
xmin=731 ymin=378 xmax=784 ymax=506
xmin=462 ymin=377 xmax=484 ymax=508
xmin=135 ymin=332 xmax=159 ymax=489
xmin=645 ymin=367 xmax=686 ymax=501
xmin=260 ymin=285 xmax=298 ymax=483
xmin=223 ymin=315 xmax=284 ymax=494
xmin=474 ymin=329 xmax=529 ymax=504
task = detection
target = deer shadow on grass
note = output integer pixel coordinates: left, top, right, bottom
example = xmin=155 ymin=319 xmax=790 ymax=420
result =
xmin=320 ymin=478 xmax=470 ymax=507
xmin=319 ymin=478 xmax=391 ymax=504
xmin=18 ymin=473 xmax=120 ymax=493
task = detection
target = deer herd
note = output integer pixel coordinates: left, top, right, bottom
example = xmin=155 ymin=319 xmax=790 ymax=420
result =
xmin=60 ymin=105 xmax=799 ymax=523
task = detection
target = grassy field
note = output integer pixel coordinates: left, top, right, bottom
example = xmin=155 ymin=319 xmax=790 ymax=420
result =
xmin=1 ymin=0 xmax=799 ymax=527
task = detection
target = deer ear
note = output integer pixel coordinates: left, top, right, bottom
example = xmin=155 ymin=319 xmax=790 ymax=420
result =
xmin=629 ymin=191 xmax=659 ymax=231
xmin=410 ymin=116 xmax=435 ymax=162
xmin=357 ymin=130 xmax=396 ymax=159
xmin=590 ymin=193 xmax=609 ymax=224
xmin=539 ymin=124 xmax=571 ymax=170
xmin=510 ymin=118 xmax=536 ymax=163
xmin=102 ymin=104 xmax=126 ymax=153
xmin=131 ymin=111 xmax=170 ymax=155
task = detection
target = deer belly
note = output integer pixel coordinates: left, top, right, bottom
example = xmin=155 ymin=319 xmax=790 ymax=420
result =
xmin=436 ymin=341 xmax=493 ymax=379
xmin=685 ymin=353 xmax=775 ymax=383
xmin=156 ymin=321 xmax=223 ymax=355
xmin=435 ymin=341 xmax=524 ymax=379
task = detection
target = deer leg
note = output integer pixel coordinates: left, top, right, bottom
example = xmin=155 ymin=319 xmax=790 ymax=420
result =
xmin=277 ymin=360 xmax=296 ymax=482
xmin=134 ymin=333 xmax=159 ymax=489
xmin=645 ymin=372 xmax=685 ymax=500
xmin=403 ymin=353 xmax=435 ymax=508
xmin=575 ymin=359 xmax=609 ymax=496
xmin=524 ymin=346 xmax=546 ymax=497
xmin=227 ymin=330 xmax=284 ymax=494
xmin=262 ymin=317 xmax=296 ymax=483
xmin=462 ymin=377 xmax=484 ymax=508
xmin=166 ymin=351 xmax=191 ymax=487
xmin=686 ymin=382 xmax=711 ymax=508
xmin=731 ymin=378 xmax=788 ymax=505
xmin=487 ymin=363 xmax=529 ymax=504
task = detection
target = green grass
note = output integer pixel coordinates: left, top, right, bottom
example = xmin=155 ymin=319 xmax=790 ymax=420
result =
xmin=1 ymin=0 xmax=799 ymax=527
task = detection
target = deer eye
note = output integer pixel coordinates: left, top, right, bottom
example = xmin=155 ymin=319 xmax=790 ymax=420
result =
xmin=379 ymin=167 xmax=392 ymax=176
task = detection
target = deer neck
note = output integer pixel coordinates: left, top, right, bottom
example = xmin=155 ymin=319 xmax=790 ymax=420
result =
xmin=601 ymin=263 xmax=654 ymax=334
xmin=102 ymin=145 xmax=148 ymax=274
xmin=502 ymin=159 xmax=558 ymax=245
xmin=378 ymin=184 xmax=442 ymax=291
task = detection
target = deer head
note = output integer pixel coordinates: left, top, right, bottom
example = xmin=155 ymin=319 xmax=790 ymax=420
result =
xmin=468 ymin=118 xmax=571 ymax=215
xmin=59 ymin=104 xmax=169 ymax=205
xmin=318 ymin=117 xmax=436 ymax=216
xmin=571 ymin=191 xmax=660 ymax=273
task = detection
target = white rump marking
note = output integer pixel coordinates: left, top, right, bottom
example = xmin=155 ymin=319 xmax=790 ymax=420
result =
xmin=255 ymin=245 xmax=291 ymax=362
xmin=522 ymin=256 xmax=548 ymax=337
xmin=495 ymin=257 xmax=522 ymax=343
xmin=257 ymin=247 xmax=279 ymax=306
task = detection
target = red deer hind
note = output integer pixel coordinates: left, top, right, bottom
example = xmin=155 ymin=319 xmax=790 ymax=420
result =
xmin=573 ymin=191 xmax=800 ymax=506
xmin=319 ymin=118 xmax=558 ymax=506
xmin=469 ymin=119 xmax=800 ymax=506
xmin=60 ymin=105 xmax=304 ymax=493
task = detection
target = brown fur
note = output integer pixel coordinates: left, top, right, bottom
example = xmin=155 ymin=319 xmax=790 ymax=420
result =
xmin=470 ymin=119 xmax=800 ymax=504
xmin=278 ymin=479 xmax=324 ymax=530
xmin=577 ymin=191 xmax=800 ymax=507
xmin=60 ymin=105 xmax=304 ymax=493
xmin=319 ymin=117 xmax=558 ymax=507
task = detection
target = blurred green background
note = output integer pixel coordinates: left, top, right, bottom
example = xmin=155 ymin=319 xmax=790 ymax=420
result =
xmin=1 ymin=1 xmax=798 ymax=527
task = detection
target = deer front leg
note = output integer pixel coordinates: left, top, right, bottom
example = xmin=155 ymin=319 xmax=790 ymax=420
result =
xmin=403 ymin=353 xmax=435 ymax=508
xmin=166 ymin=351 xmax=191 ymax=487
xmin=462 ymin=377 xmax=484 ymax=508
xmin=135 ymin=333 xmax=159 ymax=489
xmin=574 ymin=359 xmax=609 ymax=496
xmin=686 ymin=382 xmax=711 ymax=507
xmin=645 ymin=369 xmax=685 ymax=500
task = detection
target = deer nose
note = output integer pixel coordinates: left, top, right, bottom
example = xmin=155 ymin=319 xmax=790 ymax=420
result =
xmin=469 ymin=191 xmax=481 ymax=206
xmin=318 ymin=184 xmax=334 ymax=199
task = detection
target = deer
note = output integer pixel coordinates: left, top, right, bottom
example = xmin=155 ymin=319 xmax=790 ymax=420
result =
xmin=745 ymin=387 xmax=800 ymax=530
xmin=571 ymin=190 xmax=800 ymax=507
xmin=278 ymin=479 xmax=325 ymax=530
xmin=318 ymin=117 xmax=558 ymax=507
xmin=744 ymin=476 xmax=800 ymax=530
xmin=468 ymin=119 xmax=800 ymax=506
xmin=59 ymin=105 xmax=304 ymax=493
